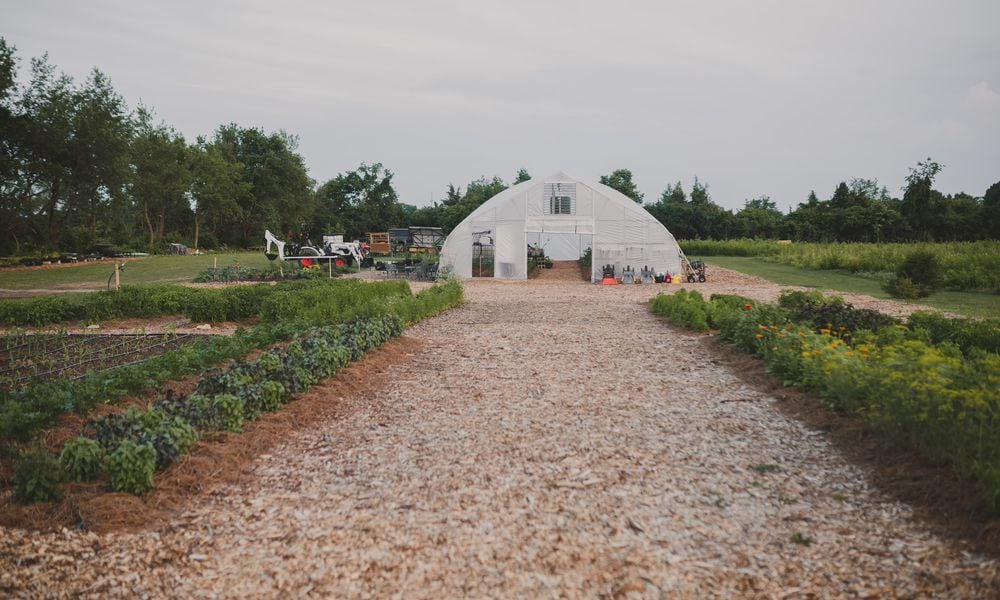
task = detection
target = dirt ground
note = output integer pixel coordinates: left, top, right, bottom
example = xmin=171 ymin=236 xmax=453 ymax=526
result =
xmin=1 ymin=270 xmax=997 ymax=597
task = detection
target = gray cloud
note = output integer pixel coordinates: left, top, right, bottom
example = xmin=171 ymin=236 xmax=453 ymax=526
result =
xmin=6 ymin=0 xmax=999 ymax=209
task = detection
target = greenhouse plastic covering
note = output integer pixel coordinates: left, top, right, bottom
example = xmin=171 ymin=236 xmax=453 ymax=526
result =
xmin=439 ymin=172 xmax=683 ymax=281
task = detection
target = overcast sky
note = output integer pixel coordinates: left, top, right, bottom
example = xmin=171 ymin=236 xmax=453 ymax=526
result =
xmin=6 ymin=0 xmax=1000 ymax=210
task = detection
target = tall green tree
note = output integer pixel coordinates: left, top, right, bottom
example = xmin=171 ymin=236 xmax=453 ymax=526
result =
xmin=189 ymin=141 xmax=247 ymax=250
xmin=599 ymin=169 xmax=643 ymax=203
xmin=984 ymin=180 xmax=1000 ymax=239
xmin=514 ymin=168 xmax=531 ymax=184
xmin=735 ymin=196 xmax=784 ymax=238
xmin=646 ymin=181 xmax=692 ymax=237
xmin=0 ymin=38 xmax=24 ymax=253
xmin=313 ymin=162 xmax=402 ymax=241
xmin=68 ymin=69 xmax=132 ymax=246
xmin=441 ymin=176 xmax=507 ymax=232
xmin=129 ymin=109 xmax=191 ymax=247
xmin=901 ymin=157 xmax=943 ymax=241
xmin=211 ymin=124 xmax=314 ymax=246
xmin=645 ymin=178 xmax=735 ymax=239
xmin=13 ymin=53 xmax=78 ymax=249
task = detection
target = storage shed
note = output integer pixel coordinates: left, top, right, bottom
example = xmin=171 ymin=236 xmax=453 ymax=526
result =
xmin=439 ymin=172 xmax=684 ymax=281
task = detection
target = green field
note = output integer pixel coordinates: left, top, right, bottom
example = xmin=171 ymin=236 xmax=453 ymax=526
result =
xmin=0 ymin=252 xmax=273 ymax=292
xmin=705 ymin=257 xmax=999 ymax=318
xmin=680 ymin=240 xmax=1000 ymax=292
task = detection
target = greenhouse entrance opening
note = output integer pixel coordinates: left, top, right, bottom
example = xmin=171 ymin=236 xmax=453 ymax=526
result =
xmin=471 ymin=230 xmax=494 ymax=278
xmin=525 ymin=232 xmax=592 ymax=262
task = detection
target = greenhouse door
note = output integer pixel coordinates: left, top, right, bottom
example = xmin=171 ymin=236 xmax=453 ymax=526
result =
xmin=471 ymin=231 xmax=494 ymax=278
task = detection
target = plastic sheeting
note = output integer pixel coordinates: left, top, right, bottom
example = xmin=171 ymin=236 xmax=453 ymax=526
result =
xmin=439 ymin=172 xmax=683 ymax=281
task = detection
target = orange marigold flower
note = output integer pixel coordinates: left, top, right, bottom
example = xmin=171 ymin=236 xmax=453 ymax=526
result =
xmin=743 ymin=304 xmax=753 ymax=310
xmin=755 ymin=333 xmax=764 ymax=339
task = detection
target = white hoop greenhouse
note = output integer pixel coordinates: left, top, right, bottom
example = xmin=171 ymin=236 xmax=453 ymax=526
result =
xmin=439 ymin=172 xmax=684 ymax=281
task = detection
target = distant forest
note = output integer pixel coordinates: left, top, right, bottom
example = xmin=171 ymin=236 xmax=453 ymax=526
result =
xmin=1 ymin=38 xmax=998 ymax=256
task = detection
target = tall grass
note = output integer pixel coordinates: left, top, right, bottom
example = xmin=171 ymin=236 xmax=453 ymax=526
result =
xmin=679 ymin=240 xmax=1000 ymax=292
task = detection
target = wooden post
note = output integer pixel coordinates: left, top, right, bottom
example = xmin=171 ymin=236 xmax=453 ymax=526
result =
xmin=329 ymin=258 xmax=333 ymax=279
xmin=114 ymin=263 xmax=121 ymax=290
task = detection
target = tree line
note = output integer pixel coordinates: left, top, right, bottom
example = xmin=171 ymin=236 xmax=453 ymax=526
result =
xmin=637 ymin=165 xmax=999 ymax=243
xmin=1 ymin=39 xmax=997 ymax=257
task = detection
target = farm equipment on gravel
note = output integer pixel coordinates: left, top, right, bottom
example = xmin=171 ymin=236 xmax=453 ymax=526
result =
xmin=681 ymin=258 xmax=707 ymax=283
xmin=264 ymin=230 xmax=367 ymax=268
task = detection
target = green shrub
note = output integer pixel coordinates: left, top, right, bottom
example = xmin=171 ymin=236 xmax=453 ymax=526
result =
xmin=12 ymin=449 xmax=64 ymax=503
xmin=105 ymin=441 xmax=156 ymax=495
xmin=896 ymin=248 xmax=944 ymax=296
xmin=777 ymin=290 xmax=843 ymax=311
xmin=906 ymin=312 xmax=1000 ymax=356
xmin=208 ymin=394 xmax=244 ymax=432
xmin=258 ymin=381 xmax=286 ymax=412
xmin=884 ymin=274 xmax=923 ymax=300
xmin=145 ymin=416 xmax=198 ymax=468
xmin=59 ymin=437 xmax=106 ymax=482
xmin=89 ymin=406 xmax=151 ymax=452
xmin=791 ymin=300 xmax=898 ymax=342
xmin=650 ymin=289 xmax=710 ymax=332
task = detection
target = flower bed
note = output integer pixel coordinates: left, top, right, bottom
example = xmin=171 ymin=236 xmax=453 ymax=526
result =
xmin=651 ymin=288 xmax=1000 ymax=512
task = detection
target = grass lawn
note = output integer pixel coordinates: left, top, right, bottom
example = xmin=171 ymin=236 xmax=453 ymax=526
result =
xmin=705 ymin=256 xmax=999 ymax=319
xmin=0 ymin=252 xmax=272 ymax=291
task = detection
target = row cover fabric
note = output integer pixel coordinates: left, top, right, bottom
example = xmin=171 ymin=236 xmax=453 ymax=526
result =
xmin=439 ymin=172 xmax=683 ymax=280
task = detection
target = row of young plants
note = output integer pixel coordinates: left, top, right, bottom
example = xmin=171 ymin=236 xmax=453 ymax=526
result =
xmin=13 ymin=317 xmax=403 ymax=501
xmin=651 ymin=288 xmax=1000 ymax=512
xmin=8 ymin=279 xmax=464 ymax=503
xmin=0 ymin=331 xmax=196 ymax=393
xmin=193 ymin=264 xmax=301 ymax=283
xmin=676 ymin=240 xmax=1000 ymax=292
xmin=0 ymin=278 xmax=406 ymax=327
xmin=0 ymin=279 xmax=456 ymax=441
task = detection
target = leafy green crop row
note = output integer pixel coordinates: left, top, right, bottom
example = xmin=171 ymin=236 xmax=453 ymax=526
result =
xmin=15 ymin=317 xmax=403 ymax=501
xmin=0 ymin=278 xmax=412 ymax=327
xmin=651 ymin=289 xmax=1000 ymax=512
xmin=9 ymin=278 xmax=464 ymax=503
xmin=0 ymin=279 xmax=463 ymax=442
xmin=677 ymin=240 xmax=1000 ymax=291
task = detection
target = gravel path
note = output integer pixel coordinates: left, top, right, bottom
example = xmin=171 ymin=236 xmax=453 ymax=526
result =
xmin=2 ymin=277 xmax=997 ymax=598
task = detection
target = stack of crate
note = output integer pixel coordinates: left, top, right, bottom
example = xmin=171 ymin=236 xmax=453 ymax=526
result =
xmin=368 ymin=232 xmax=391 ymax=254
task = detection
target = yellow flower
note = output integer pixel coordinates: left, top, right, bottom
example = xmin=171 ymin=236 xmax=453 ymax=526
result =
xmin=755 ymin=333 xmax=764 ymax=339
